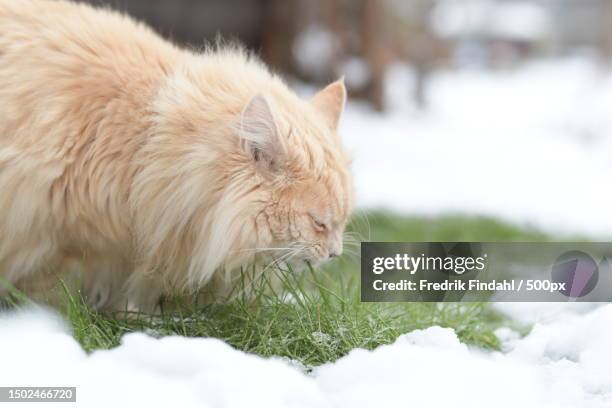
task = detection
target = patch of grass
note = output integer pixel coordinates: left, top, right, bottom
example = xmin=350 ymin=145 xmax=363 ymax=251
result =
xmin=65 ymin=267 xmax=501 ymax=367
xmin=59 ymin=211 xmax=550 ymax=367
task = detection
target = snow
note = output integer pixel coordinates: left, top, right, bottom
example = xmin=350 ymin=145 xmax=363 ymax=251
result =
xmin=431 ymin=0 xmax=551 ymax=41
xmin=495 ymin=302 xmax=602 ymax=326
xmin=0 ymin=309 xmax=329 ymax=408
xmin=2 ymin=305 xmax=612 ymax=407
xmin=340 ymin=58 xmax=612 ymax=237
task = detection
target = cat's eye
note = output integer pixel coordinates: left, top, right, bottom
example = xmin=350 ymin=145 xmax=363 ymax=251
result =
xmin=310 ymin=215 xmax=328 ymax=232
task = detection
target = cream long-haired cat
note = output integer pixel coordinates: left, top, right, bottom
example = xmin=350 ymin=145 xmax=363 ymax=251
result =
xmin=0 ymin=0 xmax=352 ymax=312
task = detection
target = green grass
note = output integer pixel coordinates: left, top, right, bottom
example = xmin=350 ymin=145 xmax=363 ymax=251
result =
xmin=50 ymin=210 xmax=551 ymax=368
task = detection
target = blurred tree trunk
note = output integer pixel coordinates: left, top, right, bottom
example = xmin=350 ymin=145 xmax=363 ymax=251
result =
xmin=362 ymin=0 xmax=386 ymax=112
xmin=411 ymin=33 xmax=437 ymax=110
xmin=603 ymin=0 xmax=612 ymax=60
xmin=322 ymin=0 xmax=343 ymax=73
xmin=408 ymin=0 xmax=440 ymax=110
xmin=261 ymin=0 xmax=298 ymax=74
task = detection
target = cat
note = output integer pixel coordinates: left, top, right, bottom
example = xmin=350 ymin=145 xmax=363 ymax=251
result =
xmin=0 ymin=0 xmax=352 ymax=312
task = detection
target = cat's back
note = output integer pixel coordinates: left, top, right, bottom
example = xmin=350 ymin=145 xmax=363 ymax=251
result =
xmin=4 ymin=1 xmax=177 ymax=81
xmin=0 ymin=0 xmax=179 ymax=80
xmin=0 ymin=0 xmax=183 ymax=240
xmin=0 ymin=0 xmax=180 ymax=146
xmin=0 ymin=0 xmax=165 ymax=51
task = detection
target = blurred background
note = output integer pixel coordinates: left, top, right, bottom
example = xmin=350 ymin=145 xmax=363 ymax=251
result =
xmin=83 ymin=0 xmax=612 ymax=237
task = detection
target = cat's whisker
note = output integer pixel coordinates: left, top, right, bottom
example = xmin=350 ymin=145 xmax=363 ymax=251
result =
xmin=343 ymin=252 xmax=360 ymax=261
xmin=340 ymin=247 xmax=360 ymax=257
xmin=342 ymin=240 xmax=361 ymax=252
xmin=342 ymin=245 xmax=359 ymax=253
xmin=261 ymin=246 xmax=306 ymax=274
xmin=350 ymin=210 xmax=372 ymax=241
xmin=236 ymin=246 xmax=306 ymax=296
xmin=291 ymin=241 xmax=314 ymax=247
xmin=269 ymin=249 xmax=298 ymax=265
xmin=235 ymin=247 xmax=297 ymax=253
xmin=345 ymin=230 xmax=364 ymax=242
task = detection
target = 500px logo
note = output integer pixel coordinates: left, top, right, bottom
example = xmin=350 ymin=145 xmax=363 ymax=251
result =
xmin=552 ymin=251 xmax=605 ymax=298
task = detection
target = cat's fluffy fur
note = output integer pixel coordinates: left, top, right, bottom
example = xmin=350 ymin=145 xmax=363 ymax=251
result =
xmin=0 ymin=0 xmax=352 ymax=312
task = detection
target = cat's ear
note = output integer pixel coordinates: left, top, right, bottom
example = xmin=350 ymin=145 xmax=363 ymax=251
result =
xmin=239 ymin=95 xmax=284 ymax=174
xmin=311 ymin=78 xmax=346 ymax=130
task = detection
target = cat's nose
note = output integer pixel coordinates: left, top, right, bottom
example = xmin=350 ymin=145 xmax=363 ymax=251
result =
xmin=327 ymin=234 xmax=343 ymax=259
xmin=328 ymin=242 xmax=342 ymax=259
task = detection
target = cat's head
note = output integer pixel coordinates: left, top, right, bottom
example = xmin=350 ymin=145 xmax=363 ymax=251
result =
xmin=135 ymin=64 xmax=352 ymax=285
xmin=238 ymin=79 xmax=352 ymax=267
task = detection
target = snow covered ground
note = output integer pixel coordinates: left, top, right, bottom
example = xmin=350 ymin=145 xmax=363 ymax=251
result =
xmin=341 ymin=58 xmax=612 ymax=237
xmin=4 ymin=59 xmax=612 ymax=407
xmin=2 ymin=304 xmax=611 ymax=408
